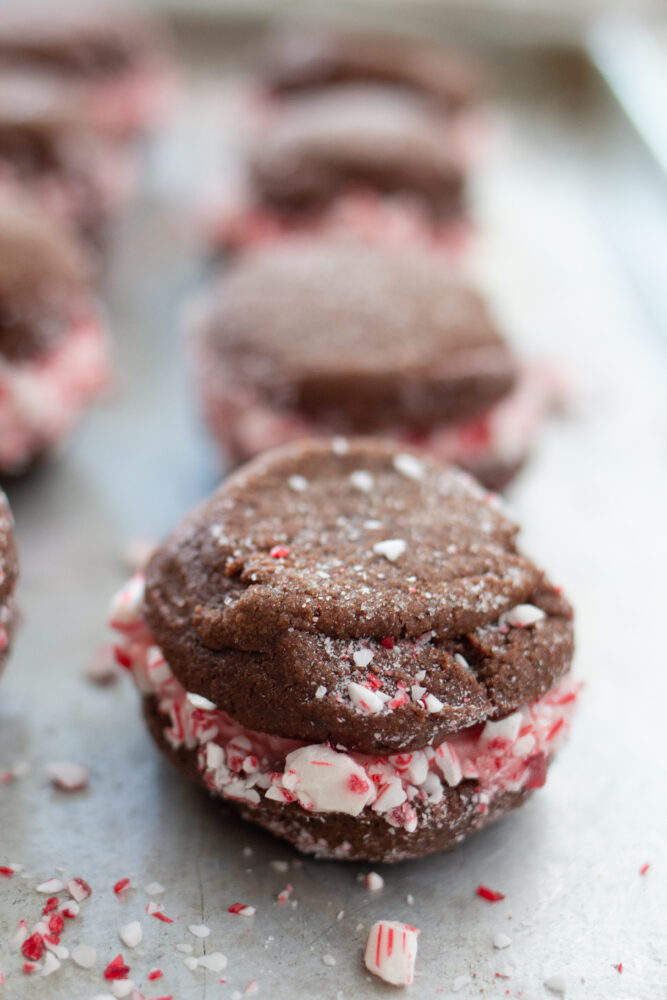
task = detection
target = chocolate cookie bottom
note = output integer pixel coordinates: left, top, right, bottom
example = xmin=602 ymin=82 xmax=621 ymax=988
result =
xmin=144 ymin=696 xmax=531 ymax=862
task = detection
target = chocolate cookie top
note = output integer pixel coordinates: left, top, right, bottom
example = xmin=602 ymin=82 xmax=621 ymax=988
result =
xmin=199 ymin=241 xmax=516 ymax=430
xmin=249 ymin=85 xmax=464 ymax=218
xmin=260 ymin=29 xmax=481 ymax=112
xmin=144 ymin=440 xmax=574 ymax=752
xmin=0 ymin=10 xmax=159 ymax=79
xmin=0 ymin=197 xmax=91 ymax=362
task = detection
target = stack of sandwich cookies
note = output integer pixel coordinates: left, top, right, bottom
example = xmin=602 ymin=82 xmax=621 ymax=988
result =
xmin=194 ymin=241 xmax=548 ymax=490
xmin=0 ymin=9 xmax=172 ymax=140
xmin=111 ymin=439 xmax=577 ymax=862
xmin=0 ymin=69 xmax=131 ymax=259
xmin=215 ymin=84 xmax=469 ymax=254
xmin=0 ymin=491 xmax=18 ymax=680
xmin=0 ymin=196 xmax=110 ymax=475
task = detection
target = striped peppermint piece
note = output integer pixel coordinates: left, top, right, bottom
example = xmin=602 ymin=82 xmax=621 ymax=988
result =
xmin=364 ymin=919 xmax=420 ymax=985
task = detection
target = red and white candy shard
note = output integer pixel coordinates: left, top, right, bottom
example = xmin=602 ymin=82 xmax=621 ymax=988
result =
xmin=364 ymin=920 xmax=420 ymax=986
xmin=47 ymin=762 xmax=90 ymax=792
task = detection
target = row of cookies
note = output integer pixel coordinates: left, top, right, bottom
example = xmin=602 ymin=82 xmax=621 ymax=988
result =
xmin=108 ymin=28 xmax=578 ymax=883
xmin=0 ymin=9 xmax=171 ymax=477
xmin=190 ymin=29 xmax=557 ymax=489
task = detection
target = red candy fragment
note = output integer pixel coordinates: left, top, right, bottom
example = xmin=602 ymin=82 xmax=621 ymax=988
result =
xmin=476 ymin=885 xmax=506 ymax=903
xmin=381 ymin=637 xmax=395 ymax=649
xmin=270 ymin=545 xmax=290 ymax=559
xmin=104 ymin=954 xmax=130 ymax=980
xmin=524 ymin=752 xmax=547 ymax=789
xmin=639 ymin=863 xmax=650 ymax=876
xmin=67 ymin=877 xmax=92 ymax=901
xmin=616 ymin=963 xmax=623 ymax=974
xmin=42 ymin=896 xmax=59 ymax=915
xmin=151 ymin=910 xmax=174 ymax=924
xmin=148 ymin=969 xmax=163 ymax=981
xmin=114 ymin=877 xmax=131 ymax=895
xmin=21 ymin=933 xmax=44 ymax=962
xmin=0 ymin=866 xmax=14 ymax=877
xmin=48 ymin=913 xmax=64 ymax=936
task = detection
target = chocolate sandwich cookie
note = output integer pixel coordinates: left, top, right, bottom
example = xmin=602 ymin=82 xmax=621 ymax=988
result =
xmin=0 ymin=9 xmax=172 ymax=138
xmin=0 ymin=69 xmax=129 ymax=258
xmin=216 ymin=85 xmax=468 ymax=253
xmin=111 ymin=438 xmax=578 ymax=862
xmin=0 ymin=196 xmax=110 ymax=475
xmin=259 ymin=28 xmax=481 ymax=113
xmin=194 ymin=240 xmax=544 ymax=490
xmin=0 ymin=491 xmax=18 ymax=680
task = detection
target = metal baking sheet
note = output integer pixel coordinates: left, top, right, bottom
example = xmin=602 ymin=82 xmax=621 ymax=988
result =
xmin=1 ymin=17 xmax=665 ymax=1000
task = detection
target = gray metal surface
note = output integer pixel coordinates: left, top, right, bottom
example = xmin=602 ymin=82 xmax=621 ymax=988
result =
xmin=0 ymin=29 xmax=666 ymax=1000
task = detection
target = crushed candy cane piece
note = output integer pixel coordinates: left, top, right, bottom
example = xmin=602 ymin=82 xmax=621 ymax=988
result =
xmin=322 ymin=954 xmax=336 ymax=966
xmin=104 ymin=954 xmax=130 ymax=980
xmin=494 ymin=932 xmax=512 ymax=949
xmin=188 ymin=924 xmax=210 ymax=938
xmin=393 ymin=453 xmax=425 ymax=480
xmin=372 ymin=538 xmax=406 ymax=563
xmin=144 ymin=881 xmax=165 ymax=895
xmin=500 ymin=604 xmax=546 ymax=628
xmin=477 ymin=885 xmax=505 ymax=902
xmin=348 ymin=681 xmax=384 ymax=714
xmin=365 ymin=872 xmax=384 ymax=891
xmin=36 ymin=879 xmax=64 ymax=894
xmin=67 ymin=877 xmax=92 ymax=902
xmin=228 ymin=902 xmax=256 ymax=917
xmin=72 ymin=944 xmax=96 ymax=968
xmin=544 ymin=973 xmax=567 ymax=994
xmin=198 ymin=952 xmax=228 ymax=972
xmin=364 ymin=920 xmax=419 ymax=986
xmin=113 ymin=878 xmax=131 ymax=896
xmin=119 ymin=921 xmax=142 ymax=948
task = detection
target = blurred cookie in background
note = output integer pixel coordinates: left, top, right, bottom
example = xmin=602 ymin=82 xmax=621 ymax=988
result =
xmin=0 ymin=490 xmax=17 ymax=683
xmin=191 ymin=241 xmax=554 ymax=490
xmin=258 ymin=27 xmax=482 ymax=114
xmin=0 ymin=8 xmax=173 ymax=140
xmin=0 ymin=69 xmax=132 ymax=262
xmin=0 ymin=196 xmax=111 ymax=476
xmin=211 ymin=84 xmax=473 ymax=256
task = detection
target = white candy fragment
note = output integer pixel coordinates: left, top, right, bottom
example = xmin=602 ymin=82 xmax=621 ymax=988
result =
xmin=352 ymin=648 xmax=374 ymax=668
xmin=110 ymin=573 xmax=145 ymax=625
xmin=287 ymin=474 xmax=308 ymax=492
xmin=332 ymin=437 xmax=349 ymax=455
xmin=393 ymin=453 xmax=425 ymax=480
xmin=111 ymin=980 xmax=134 ymax=999
xmin=545 ymin=973 xmax=567 ymax=994
xmin=434 ymin=743 xmax=463 ymax=787
xmin=481 ymin=711 xmax=522 ymax=745
xmin=322 ymin=954 xmax=336 ymax=966
xmin=66 ymin=877 xmax=91 ymax=901
xmin=48 ymin=761 xmax=89 ymax=791
xmin=41 ymin=952 xmax=61 ymax=977
xmin=314 ymin=685 xmax=327 ymax=700
xmin=348 ymin=681 xmax=384 ymax=715
xmin=423 ymin=693 xmax=444 ymax=714
xmin=350 ymin=470 xmax=374 ymax=493
xmin=373 ymin=538 xmax=406 ymax=563
xmin=365 ymin=872 xmax=384 ymax=891
xmin=364 ymin=920 xmax=419 ymax=985
xmin=119 ymin=921 xmax=143 ymax=948
xmin=188 ymin=924 xmax=210 ymax=938
xmin=144 ymin=881 xmax=165 ymax=896
xmin=36 ymin=879 xmax=64 ymax=894
xmin=198 ymin=952 xmax=228 ymax=972
xmin=72 ymin=944 xmax=97 ymax=969
xmin=494 ymin=932 xmax=512 ymax=949
xmin=282 ymin=744 xmax=375 ymax=816
xmin=500 ymin=604 xmax=546 ymax=628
